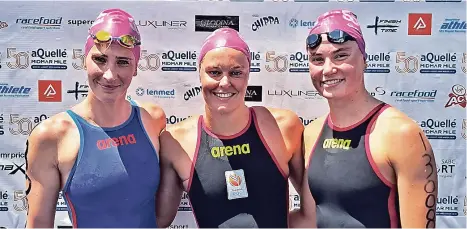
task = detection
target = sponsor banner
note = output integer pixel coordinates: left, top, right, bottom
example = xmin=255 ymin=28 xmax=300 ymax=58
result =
xmin=0 ymin=1 xmax=464 ymax=229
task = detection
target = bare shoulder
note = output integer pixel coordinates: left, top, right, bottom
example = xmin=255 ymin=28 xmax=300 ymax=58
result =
xmin=136 ymin=101 xmax=166 ymax=120
xmin=375 ymin=107 xmax=423 ymax=139
xmin=166 ymin=115 xmax=200 ymax=140
xmin=28 ymin=112 xmax=75 ymax=160
xmin=374 ymin=107 xmax=432 ymax=160
xmin=159 ymin=115 xmax=200 ymax=161
xmin=135 ymin=101 xmax=166 ymax=136
xmin=263 ymin=106 xmax=303 ymax=130
xmin=29 ymin=112 xmax=74 ymax=143
xmin=303 ymin=115 xmax=327 ymax=160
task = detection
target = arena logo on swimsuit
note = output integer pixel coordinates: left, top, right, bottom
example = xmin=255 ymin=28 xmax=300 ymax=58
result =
xmin=322 ymin=138 xmax=351 ymax=150
xmin=211 ymin=144 xmax=250 ymax=158
xmin=96 ymin=134 xmax=136 ymax=150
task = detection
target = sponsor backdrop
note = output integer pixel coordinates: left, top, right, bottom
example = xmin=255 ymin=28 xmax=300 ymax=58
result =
xmin=0 ymin=0 xmax=466 ymax=228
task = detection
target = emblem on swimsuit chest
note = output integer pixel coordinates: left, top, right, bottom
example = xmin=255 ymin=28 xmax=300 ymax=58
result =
xmin=225 ymin=169 xmax=249 ymax=200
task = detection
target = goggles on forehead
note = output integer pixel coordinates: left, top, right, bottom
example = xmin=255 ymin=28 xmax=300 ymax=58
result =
xmin=90 ymin=30 xmax=141 ymax=48
xmin=306 ymin=29 xmax=355 ymax=50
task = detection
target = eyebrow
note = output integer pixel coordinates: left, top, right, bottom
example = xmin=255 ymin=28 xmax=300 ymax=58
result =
xmin=207 ymin=65 xmax=245 ymax=70
xmin=310 ymin=47 xmax=352 ymax=56
xmin=91 ymin=54 xmax=132 ymax=60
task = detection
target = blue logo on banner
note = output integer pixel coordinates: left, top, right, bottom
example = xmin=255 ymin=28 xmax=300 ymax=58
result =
xmin=0 ymin=83 xmax=31 ymax=98
xmin=439 ymin=19 xmax=466 ymax=33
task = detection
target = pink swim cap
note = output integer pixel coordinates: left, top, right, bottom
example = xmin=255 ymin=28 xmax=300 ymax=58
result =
xmin=308 ymin=9 xmax=366 ymax=59
xmin=198 ymin=28 xmax=251 ymax=67
xmin=84 ymin=8 xmax=141 ymax=65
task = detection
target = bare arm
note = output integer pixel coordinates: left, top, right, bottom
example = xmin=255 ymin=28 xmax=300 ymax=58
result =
xmin=269 ymin=108 xmax=317 ymax=228
xmin=268 ymin=108 xmax=304 ymax=191
xmin=388 ymin=122 xmax=438 ymax=228
xmin=156 ymin=130 xmax=184 ymax=228
xmin=25 ymin=121 xmax=62 ymax=228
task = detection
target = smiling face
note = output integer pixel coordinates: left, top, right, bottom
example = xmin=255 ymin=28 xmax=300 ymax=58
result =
xmin=199 ymin=47 xmax=250 ymax=115
xmin=308 ymin=34 xmax=366 ymax=100
xmin=85 ymin=43 xmax=137 ymax=103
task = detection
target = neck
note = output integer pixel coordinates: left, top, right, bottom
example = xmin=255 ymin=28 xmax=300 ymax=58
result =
xmin=203 ymin=104 xmax=250 ymax=136
xmin=327 ymin=88 xmax=382 ymax=128
xmin=81 ymin=92 xmax=132 ymax=128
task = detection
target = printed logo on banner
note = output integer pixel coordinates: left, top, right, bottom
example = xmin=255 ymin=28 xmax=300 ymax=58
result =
xmin=288 ymin=18 xmax=315 ymax=29
xmin=8 ymin=113 xmax=49 ymax=136
xmin=250 ymin=51 xmax=261 ymax=72
xmin=0 ymin=114 xmax=4 ymax=136
xmin=38 ymin=80 xmax=62 ymax=102
xmin=395 ymin=52 xmax=457 ymax=74
xmin=437 ymin=158 xmax=456 ymax=179
xmin=365 ymin=52 xmax=391 ymax=73
xmin=289 ymin=194 xmax=300 ymax=211
xmin=461 ymin=119 xmax=467 ymax=140
xmin=0 ymin=190 xmax=7 ymax=211
xmin=0 ymin=21 xmax=8 ymax=29
xmin=408 ymin=13 xmax=432 ymax=35
xmin=56 ymin=191 xmax=68 ymax=211
xmin=462 ymin=53 xmax=466 ymax=73
xmin=265 ymin=51 xmax=289 ymax=73
xmin=183 ymin=86 xmax=202 ymax=101
xmin=159 ymin=50 xmax=197 ymax=72
xmin=445 ymin=84 xmax=466 ymax=108
xmin=0 ymin=83 xmax=31 ymax=98
xmin=135 ymin=87 xmax=176 ymax=99
xmin=439 ymin=18 xmax=466 ymax=33
xmin=194 ymin=15 xmax=240 ymax=32
xmin=437 ymin=194 xmax=461 ymax=216
xmin=0 ymin=190 xmax=28 ymax=212
xmin=0 ymin=163 xmax=25 ymax=176
xmin=464 ymin=196 xmax=467 ymax=216
xmin=16 ymin=16 xmax=63 ymax=30
xmin=67 ymin=19 xmax=94 ymax=27
xmin=5 ymin=48 xmax=67 ymax=70
xmin=0 ymin=152 xmax=25 ymax=160
xmin=417 ymin=118 xmax=457 ymax=140
xmin=245 ymin=86 xmax=262 ymax=102
xmin=137 ymin=19 xmax=187 ymax=30
xmin=71 ymin=49 xmax=86 ymax=70
xmin=169 ymin=224 xmax=189 ymax=229
xmin=267 ymin=89 xmax=322 ymax=100
xmin=138 ymin=49 xmax=161 ymax=72
xmin=299 ymin=117 xmax=316 ymax=126
xmin=371 ymin=86 xmax=437 ymax=103
xmin=366 ymin=16 xmax=401 ymax=35
xmin=178 ymin=192 xmax=191 ymax=212
xmin=166 ymin=115 xmax=191 ymax=125
xmin=67 ymin=82 xmax=89 ymax=100
xmin=251 ymin=15 xmax=280 ymax=32
xmin=265 ymin=51 xmax=309 ymax=73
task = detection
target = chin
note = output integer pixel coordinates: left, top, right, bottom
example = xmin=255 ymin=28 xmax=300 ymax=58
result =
xmin=94 ymin=91 xmax=126 ymax=103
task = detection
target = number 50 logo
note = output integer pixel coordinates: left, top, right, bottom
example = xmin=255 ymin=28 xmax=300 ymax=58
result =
xmin=265 ymin=51 xmax=288 ymax=73
xmin=6 ymin=48 xmax=30 ymax=69
xmin=395 ymin=52 xmax=419 ymax=74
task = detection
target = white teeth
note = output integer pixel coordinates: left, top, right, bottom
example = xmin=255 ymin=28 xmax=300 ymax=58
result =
xmin=323 ymin=79 xmax=344 ymax=85
xmin=214 ymin=93 xmax=234 ymax=98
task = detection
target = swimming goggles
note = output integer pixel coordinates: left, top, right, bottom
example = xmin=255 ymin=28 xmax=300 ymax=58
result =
xmin=90 ymin=30 xmax=141 ymax=48
xmin=306 ymin=29 xmax=355 ymax=50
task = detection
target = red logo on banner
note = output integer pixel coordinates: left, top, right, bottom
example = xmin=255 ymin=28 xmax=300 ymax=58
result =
xmin=38 ymin=80 xmax=62 ymax=102
xmin=445 ymin=84 xmax=466 ymax=108
xmin=408 ymin=13 xmax=432 ymax=35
